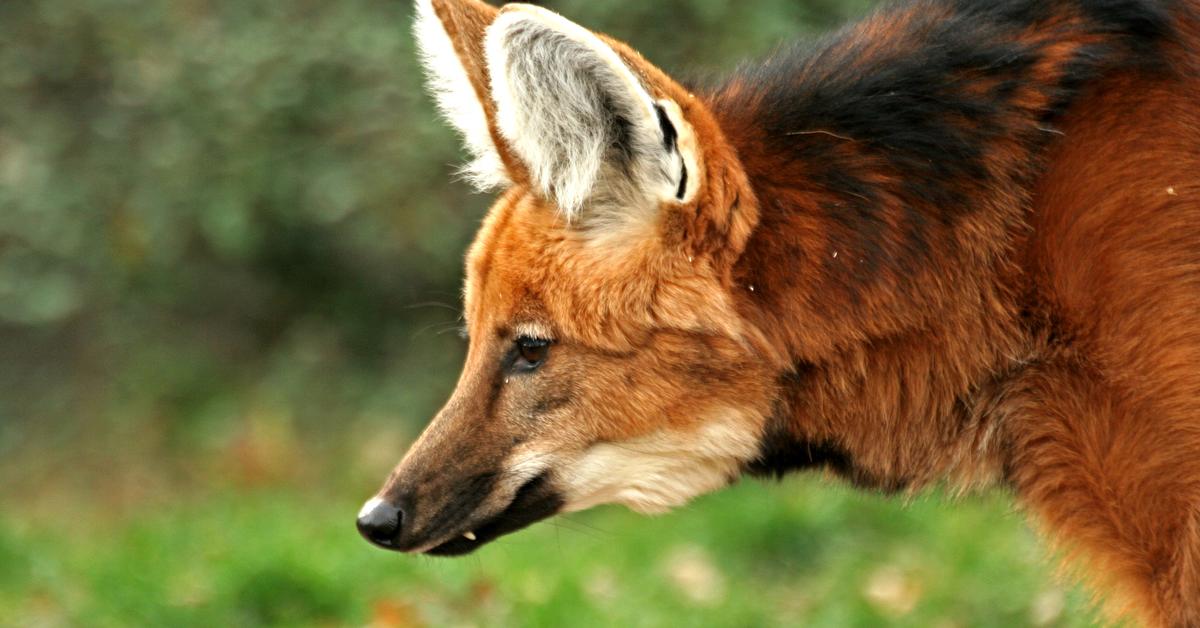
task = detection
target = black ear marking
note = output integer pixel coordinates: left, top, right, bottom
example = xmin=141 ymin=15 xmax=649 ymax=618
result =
xmin=654 ymin=104 xmax=678 ymax=151
xmin=654 ymin=104 xmax=688 ymax=201
xmin=675 ymin=162 xmax=688 ymax=200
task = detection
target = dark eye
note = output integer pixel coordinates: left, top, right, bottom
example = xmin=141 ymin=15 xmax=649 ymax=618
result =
xmin=515 ymin=336 xmax=551 ymax=369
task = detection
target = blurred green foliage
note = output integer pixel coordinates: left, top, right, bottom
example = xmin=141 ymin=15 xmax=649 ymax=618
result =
xmin=0 ymin=0 xmax=1098 ymax=625
xmin=0 ymin=0 xmax=877 ymax=480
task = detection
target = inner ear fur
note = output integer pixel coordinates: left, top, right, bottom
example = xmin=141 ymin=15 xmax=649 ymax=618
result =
xmin=485 ymin=4 xmax=697 ymax=222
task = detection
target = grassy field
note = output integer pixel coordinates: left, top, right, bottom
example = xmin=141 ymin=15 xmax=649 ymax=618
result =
xmin=2 ymin=473 xmax=1101 ymax=627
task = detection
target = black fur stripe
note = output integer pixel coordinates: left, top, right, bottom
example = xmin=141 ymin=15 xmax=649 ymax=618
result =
xmin=655 ymin=104 xmax=689 ymax=200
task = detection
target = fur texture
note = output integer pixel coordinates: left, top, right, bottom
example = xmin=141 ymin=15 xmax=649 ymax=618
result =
xmin=365 ymin=1 xmax=1200 ymax=624
xmin=485 ymin=4 xmax=694 ymax=222
xmin=413 ymin=0 xmax=509 ymax=188
xmin=556 ymin=409 xmax=763 ymax=514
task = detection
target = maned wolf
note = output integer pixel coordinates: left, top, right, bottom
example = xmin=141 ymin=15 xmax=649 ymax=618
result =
xmin=358 ymin=0 xmax=1200 ymax=623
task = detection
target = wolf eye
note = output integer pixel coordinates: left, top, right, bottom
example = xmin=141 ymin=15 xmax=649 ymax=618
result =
xmin=515 ymin=336 xmax=551 ymax=369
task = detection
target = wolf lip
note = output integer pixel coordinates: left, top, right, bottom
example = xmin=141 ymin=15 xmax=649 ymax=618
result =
xmin=425 ymin=473 xmax=564 ymax=556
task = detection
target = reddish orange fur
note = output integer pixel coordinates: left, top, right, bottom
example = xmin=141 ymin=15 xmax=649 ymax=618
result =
xmin=1009 ymin=26 xmax=1200 ymax=622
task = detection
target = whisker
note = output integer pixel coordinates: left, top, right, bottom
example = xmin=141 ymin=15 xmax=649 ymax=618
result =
xmin=403 ymin=301 xmax=463 ymax=314
xmin=411 ymin=319 xmax=462 ymax=339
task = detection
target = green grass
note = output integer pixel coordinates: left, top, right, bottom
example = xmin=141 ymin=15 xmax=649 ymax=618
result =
xmin=1 ymin=477 xmax=1101 ymax=627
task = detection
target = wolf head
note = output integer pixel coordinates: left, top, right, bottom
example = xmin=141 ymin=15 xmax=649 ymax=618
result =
xmin=356 ymin=0 xmax=779 ymax=555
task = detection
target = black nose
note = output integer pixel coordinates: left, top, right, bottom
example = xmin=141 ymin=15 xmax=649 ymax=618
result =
xmin=356 ymin=497 xmax=403 ymax=547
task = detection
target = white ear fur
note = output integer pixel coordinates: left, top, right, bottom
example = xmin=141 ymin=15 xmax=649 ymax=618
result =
xmin=413 ymin=0 xmax=509 ymax=190
xmin=485 ymin=5 xmax=694 ymax=221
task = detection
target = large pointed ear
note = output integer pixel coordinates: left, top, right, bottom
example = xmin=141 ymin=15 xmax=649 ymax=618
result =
xmin=413 ymin=0 xmax=525 ymax=190
xmin=485 ymin=4 xmax=699 ymax=222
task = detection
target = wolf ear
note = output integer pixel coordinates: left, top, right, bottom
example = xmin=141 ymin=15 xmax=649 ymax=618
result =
xmin=414 ymin=0 xmax=523 ymax=190
xmin=485 ymin=5 xmax=697 ymax=222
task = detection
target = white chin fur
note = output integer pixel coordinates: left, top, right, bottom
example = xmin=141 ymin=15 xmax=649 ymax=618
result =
xmin=555 ymin=411 xmax=761 ymax=515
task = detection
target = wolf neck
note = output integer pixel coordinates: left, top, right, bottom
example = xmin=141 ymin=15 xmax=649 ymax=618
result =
xmin=711 ymin=0 xmax=1172 ymax=489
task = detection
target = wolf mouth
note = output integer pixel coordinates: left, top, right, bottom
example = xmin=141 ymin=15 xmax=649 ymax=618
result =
xmin=425 ymin=473 xmax=563 ymax=556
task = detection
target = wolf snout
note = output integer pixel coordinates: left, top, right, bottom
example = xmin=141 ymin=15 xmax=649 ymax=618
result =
xmin=355 ymin=496 xmax=405 ymax=549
